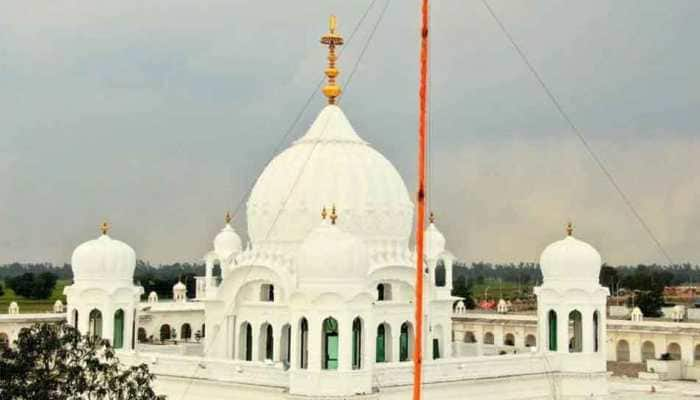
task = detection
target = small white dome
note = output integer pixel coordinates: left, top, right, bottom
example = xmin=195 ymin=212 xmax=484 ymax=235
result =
xmin=539 ymin=235 xmax=602 ymax=286
xmin=425 ymin=222 xmax=446 ymax=260
xmin=173 ymin=281 xmax=186 ymax=291
xmin=295 ymin=218 xmax=368 ymax=285
xmin=214 ymin=223 xmax=242 ymax=260
xmin=71 ymin=233 xmax=136 ymax=284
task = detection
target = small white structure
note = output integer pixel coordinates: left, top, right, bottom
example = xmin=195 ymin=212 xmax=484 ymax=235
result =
xmin=534 ymin=223 xmax=609 ymax=398
xmin=63 ymin=222 xmax=144 ymax=350
xmin=53 ymin=300 xmax=64 ymax=313
xmin=671 ymin=305 xmax=685 ymax=322
xmin=148 ymin=291 xmax=158 ymax=304
xmin=173 ymin=281 xmax=187 ymax=302
xmin=454 ymin=300 xmax=467 ymax=314
xmin=8 ymin=302 xmax=19 ymax=315
xmin=630 ymin=306 xmax=643 ymax=322
xmin=497 ymin=298 xmax=509 ymax=314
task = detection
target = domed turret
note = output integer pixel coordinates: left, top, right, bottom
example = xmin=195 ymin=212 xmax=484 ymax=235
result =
xmin=173 ymin=280 xmax=187 ymax=302
xmin=425 ymin=213 xmax=446 ymax=260
xmin=214 ymin=212 xmax=242 ymax=260
xmin=295 ymin=206 xmax=368 ymax=285
xmin=71 ymin=222 xmax=136 ymax=284
xmin=539 ymin=223 xmax=602 ymax=287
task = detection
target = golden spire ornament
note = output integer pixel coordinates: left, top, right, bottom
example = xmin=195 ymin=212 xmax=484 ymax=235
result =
xmin=100 ymin=221 xmax=110 ymax=235
xmin=329 ymin=204 xmax=338 ymax=225
xmin=321 ymin=206 xmax=328 ymax=220
xmin=566 ymin=221 xmax=574 ymax=236
xmin=320 ymin=15 xmax=344 ymax=104
xmin=429 ymin=211 xmax=435 ymax=224
xmin=225 ymin=211 xmax=232 ymax=224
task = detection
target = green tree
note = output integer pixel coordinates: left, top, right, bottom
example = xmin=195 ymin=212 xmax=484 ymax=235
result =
xmin=0 ymin=281 xmax=4 ymax=297
xmin=628 ymin=290 xmax=665 ymax=318
xmin=452 ymin=276 xmax=476 ymax=309
xmin=6 ymin=272 xmax=57 ymax=300
xmin=0 ymin=323 xmax=165 ymax=400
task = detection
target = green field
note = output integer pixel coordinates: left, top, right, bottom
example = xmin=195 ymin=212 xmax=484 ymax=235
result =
xmin=471 ymin=279 xmax=534 ymax=301
xmin=0 ymin=279 xmax=70 ymax=314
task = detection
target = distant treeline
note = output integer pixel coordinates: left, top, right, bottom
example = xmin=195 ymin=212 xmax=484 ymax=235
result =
xmin=2 ymin=261 xmax=698 ymax=300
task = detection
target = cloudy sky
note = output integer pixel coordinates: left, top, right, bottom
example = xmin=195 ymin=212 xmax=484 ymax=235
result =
xmin=1 ymin=0 xmax=698 ymax=266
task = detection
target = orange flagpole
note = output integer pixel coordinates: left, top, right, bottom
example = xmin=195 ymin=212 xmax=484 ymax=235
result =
xmin=413 ymin=1 xmax=429 ymax=400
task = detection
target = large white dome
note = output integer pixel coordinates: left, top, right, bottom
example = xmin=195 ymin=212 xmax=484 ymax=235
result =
xmin=425 ymin=222 xmax=446 ymax=260
xmin=71 ymin=234 xmax=136 ymax=284
xmin=247 ymin=105 xmax=413 ymax=246
xmin=295 ymin=218 xmax=368 ymax=285
xmin=539 ymin=235 xmax=602 ymax=287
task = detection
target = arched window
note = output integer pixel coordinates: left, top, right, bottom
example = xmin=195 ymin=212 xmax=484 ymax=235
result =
xmin=642 ymin=341 xmax=656 ymax=362
xmin=88 ymin=309 xmax=103 ymax=339
xmin=137 ymin=327 xmax=147 ymax=343
xmin=201 ymin=323 xmax=206 ymax=338
xmin=181 ymin=323 xmax=192 ymax=340
xmin=113 ymin=309 xmax=124 ymax=349
xmin=72 ymin=309 xmax=79 ymax=328
xmin=400 ymin=322 xmax=414 ymax=361
xmin=160 ymin=324 xmax=171 ymax=341
xmin=322 ymin=318 xmax=338 ymax=370
xmin=0 ymin=333 xmax=9 ymax=349
xmin=239 ymin=322 xmax=252 ymax=361
xmin=548 ymin=310 xmax=557 ymax=351
xmin=616 ymin=340 xmax=630 ymax=362
xmin=593 ymin=310 xmax=600 ymax=352
xmin=260 ymin=284 xmax=274 ymax=302
xmin=568 ymin=310 xmax=582 ymax=353
xmin=464 ymin=331 xmax=476 ymax=343
xmin=352 ymin=317 xmax=363 ymax=369
xmin=299 ymin=318 xmax=308 ymax=369
xmin=259 ymin=323 xmax=273 ymax=361
xmin=667 ymin=343 xmax=681 ymax=360
xmin=280 ymin=324 xmax=291 ymax=366
xmin=376 ymin=323 xmax=392 ymax=362
xmin=694 ymin=344 xmax=700 ymax=362
xmin=504 ymin=333 xmax=515 ymax=346
xmin=377 ymin=284 xmax=392 ymax=301
xmin=483 ymin=332 xmax=494 ymax=345
xmin=525 ymin=334 xmax=536 ymax=347
xmin=435 ymin=261 xmax=446 ymax=287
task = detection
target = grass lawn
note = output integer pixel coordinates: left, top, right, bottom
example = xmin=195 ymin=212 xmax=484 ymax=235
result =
xmin=0 ymin=279 xmax=70 ymax=314
xmin=471 ymin=279 xmax=533 ymax=301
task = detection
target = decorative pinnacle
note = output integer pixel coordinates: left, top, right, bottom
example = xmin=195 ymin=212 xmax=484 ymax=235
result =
xmin=321 ymin=206 xmax=328 ymax=220
xmin=225 ymin=211 xmax=232 ymax=224
xmin=329 ymin=204 xmax=338 ymax=225
xmin=320 ymin=15 xmax=344 ymax=105
xmin=100 ymin=221 xmax=110 ymax=235
xmin=429 ymin=211 xmax=435 ymax=224
xmin=567 ymin=221 xmax=573 ymax=236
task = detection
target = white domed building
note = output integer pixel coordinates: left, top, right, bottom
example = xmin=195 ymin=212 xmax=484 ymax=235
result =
xmin=63 ymin=223 xmax=143 ymax=349
xmin=534 ymin=223 xmax=609 ymax=397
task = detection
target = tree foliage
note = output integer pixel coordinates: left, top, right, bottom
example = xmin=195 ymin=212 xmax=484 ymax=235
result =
xmin=6 ymin=272 xmax=57 ymax=300
xmin=451 ymin=275 xmax=476 ymax=309
xmin=0 ymin=323 xmax=165 ymax=400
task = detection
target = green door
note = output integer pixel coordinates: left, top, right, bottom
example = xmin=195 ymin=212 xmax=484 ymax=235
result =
xmin=113 ymin=309 xmax=124 ymax=349
xmin=376 ymin=325 xmax=386 ymax=362
xmin=548 ymin=311 xmax=557 ymax=351
xmin=400 ymin=329 xmax=409 ymax=361
xmin=432 ymin=338 xmax=440 ymax=359
xmin=325 ymin=334 xmax=339 ymax=369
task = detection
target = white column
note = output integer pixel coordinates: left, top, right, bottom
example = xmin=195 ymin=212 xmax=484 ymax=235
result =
xmin=558 ymin=306 xmax=569 ymax=354
xmin=339 ymin=316 xmax=352 ymax=371
xmin=582 ymin=307 xmax=594 ymax=354
xmin=308 ymin=316 xmax=321 ymax=370
xmin=494 ymin=325 xmax=504 ymax=347
xmin=251 ymin=323 xmax=260 ymax=362
xmin=273 ymin=324 xmax=283 ymax=362
xmin=392 ymin=321 xmax=401 ymax=363
xmin=103 ymin=306 xmax=114 ymax=344
xmin=290 ymin=319 xmax=299 ymax=370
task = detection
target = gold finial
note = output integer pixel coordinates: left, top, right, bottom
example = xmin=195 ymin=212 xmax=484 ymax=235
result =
xmin=329 ymin=204 xmax=338 ymax=225
xmin=225 ymin=211 xmax=232 ymax=224
xmin=100 ymin=221 xmax=110 ymax=235
xmin=566 ymin=221 xmax=573 ymax=236
xmin=321 ymin=206 xmax=328 ymax=220
xmin=429 ymin=211 xmax=435 ymax=224
xmin=320 ymin=15 xmax=344 ymax=105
